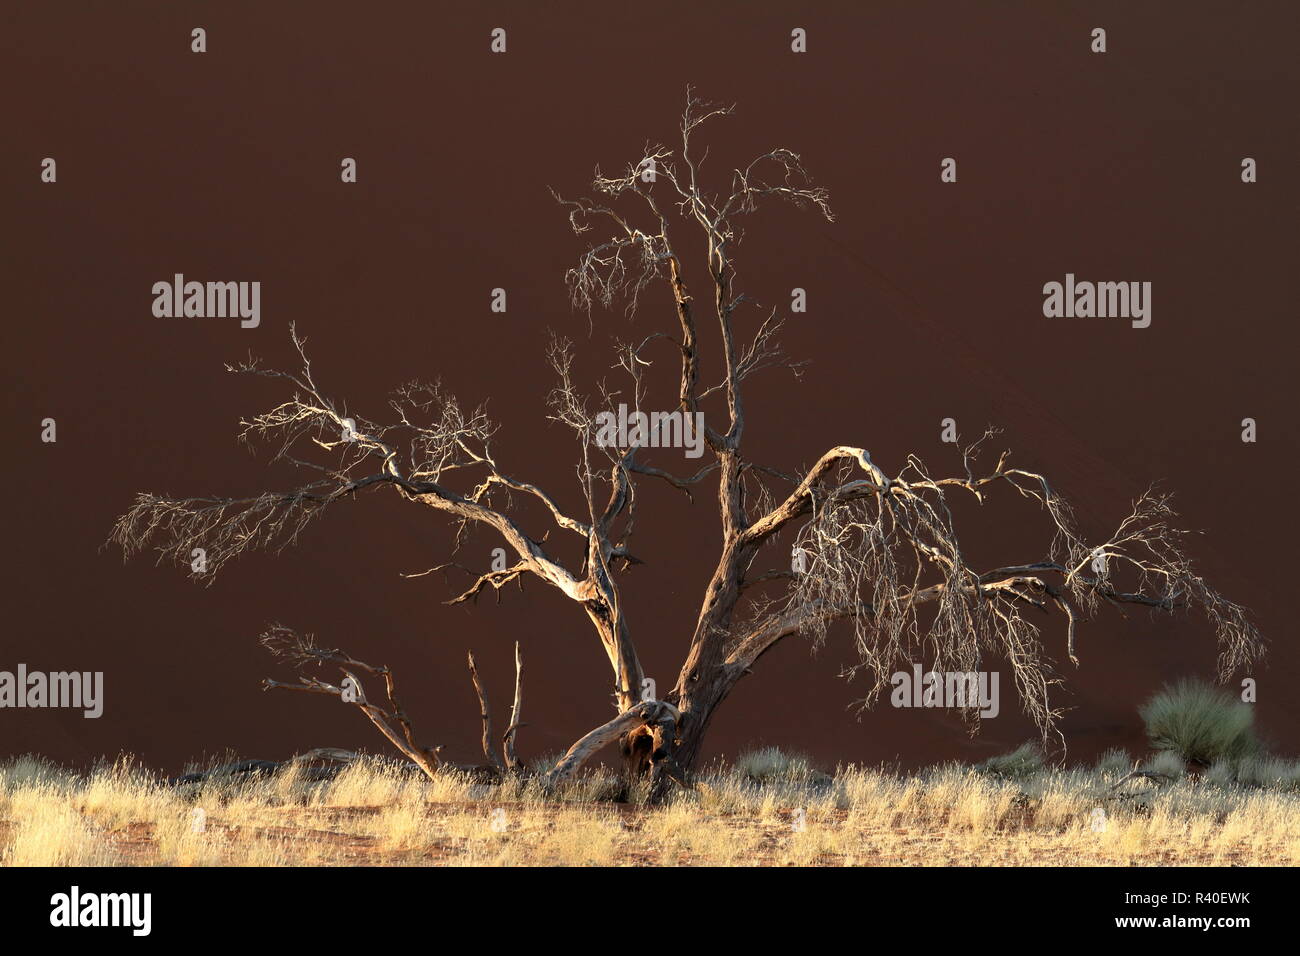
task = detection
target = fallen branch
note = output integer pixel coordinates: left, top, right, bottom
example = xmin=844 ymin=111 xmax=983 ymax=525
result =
xmin=169 ymin=747 xmax=360 ymax=786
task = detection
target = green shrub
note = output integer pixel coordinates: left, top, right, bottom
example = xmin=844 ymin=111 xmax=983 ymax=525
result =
xmin=1139 ymin=679 xmax=1258 ymax=765
xmin=1234 ymin=756 xmax=1300 ymax=791
xmin=975 ymin=742 xmax=1044 ymax=779
xmin=1143 ymin=750 xmax=1187 ymax=780
xmin=1204 ymin=757 xmax=1238 ymax=787
xmin=734 ymin=747 xmax=816 ymax=783
xmin=1094 ymin=747 xmax=1132 ymax=775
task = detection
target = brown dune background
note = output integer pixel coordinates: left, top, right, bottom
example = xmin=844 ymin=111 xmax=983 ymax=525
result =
xmin=3 ymin=1 xmax=1297 ymax=774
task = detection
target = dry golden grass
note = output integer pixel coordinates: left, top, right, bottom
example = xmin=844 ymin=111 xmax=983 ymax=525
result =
xmin=1 ymin=751 xmax=1297 ymax=866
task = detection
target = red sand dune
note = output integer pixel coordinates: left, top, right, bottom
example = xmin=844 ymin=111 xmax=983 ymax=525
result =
xmin=3 ymin=2 xmax=1296 ymax=774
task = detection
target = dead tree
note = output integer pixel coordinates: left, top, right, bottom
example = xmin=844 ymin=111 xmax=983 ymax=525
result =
xmin=110 ymin=90 xmax=1264 ymax=797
